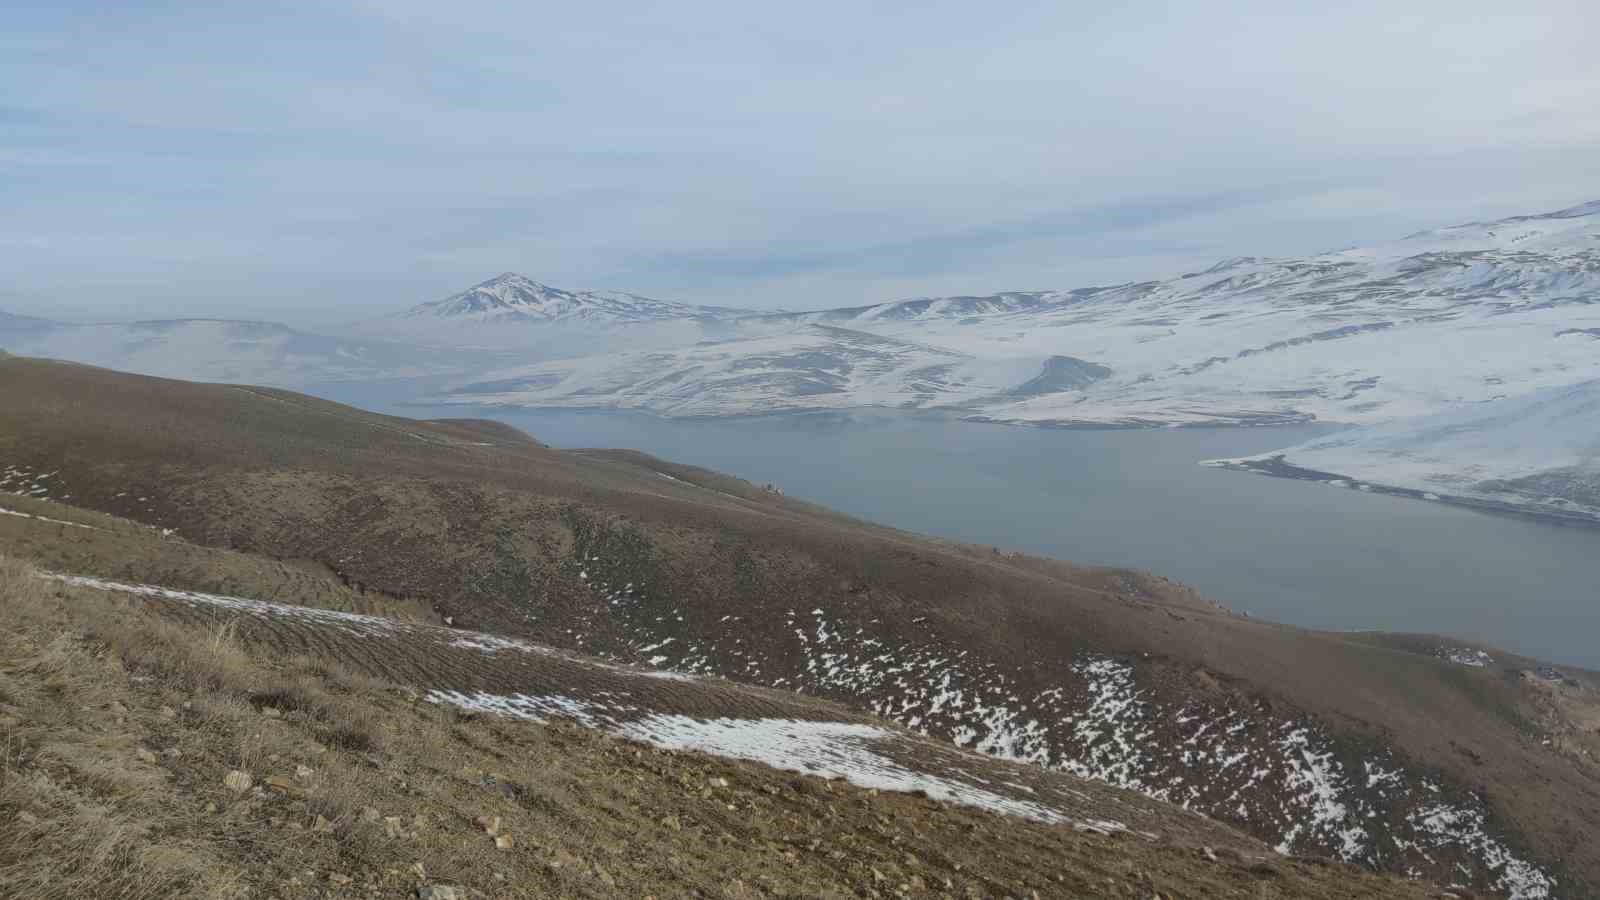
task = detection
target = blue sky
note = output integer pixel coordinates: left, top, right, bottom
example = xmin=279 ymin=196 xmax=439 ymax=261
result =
xmin=3 ymin=0 xmax=1597 ymax=325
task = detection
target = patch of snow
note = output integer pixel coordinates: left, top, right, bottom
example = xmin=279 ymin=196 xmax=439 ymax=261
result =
xmin=616 ymin=714 xmax=1090 ymax=826
xmin=0 ymin=506 xmax=100 ymax=530
xmin=1409 ymin=801 xmax=1556 ymax=899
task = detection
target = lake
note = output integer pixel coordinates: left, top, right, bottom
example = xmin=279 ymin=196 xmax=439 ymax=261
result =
xmin=309 ymin=381 xmax=1600 ymax=670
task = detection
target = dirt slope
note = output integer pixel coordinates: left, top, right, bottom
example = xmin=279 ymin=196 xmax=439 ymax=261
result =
xmin=0 ymin=551 xmax=1443 ymax=899
xmin=2 ymin=355 xmax=1597 ymax=898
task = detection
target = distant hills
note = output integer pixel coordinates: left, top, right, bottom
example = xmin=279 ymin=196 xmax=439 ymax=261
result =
xmin=433 ymin=200 xmax=1600 ymax=428
xmin=3 ymin=200 xmax=1598 ymax=518
xmin=0 ymin=315 xmax=477 ymax=386
xmin=5 ymin=200 xmax=1597 ymax=415
xmin=0 ymin=309 xmax=56 ymax=334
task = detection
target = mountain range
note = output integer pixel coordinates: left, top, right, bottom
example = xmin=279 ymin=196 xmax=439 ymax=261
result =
xmin=436 ymin=200 xmax=1600 ymax=429
xmin=3 ymin=200 xmax=1597 ymax=521
xmin=6 ymin=200 xmax=1596 ymax=417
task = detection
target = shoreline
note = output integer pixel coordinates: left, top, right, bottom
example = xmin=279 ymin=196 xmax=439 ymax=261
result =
xmin=1205 ymin=454 xmax=1600 ymax=531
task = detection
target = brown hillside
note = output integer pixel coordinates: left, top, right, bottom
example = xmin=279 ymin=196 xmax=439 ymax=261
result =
xmin=1 ymin=355 xmax=1595 ymax=898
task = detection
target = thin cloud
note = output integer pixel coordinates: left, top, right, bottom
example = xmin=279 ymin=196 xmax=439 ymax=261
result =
xmin=1 ymin=1 xmax=1596 ymax=324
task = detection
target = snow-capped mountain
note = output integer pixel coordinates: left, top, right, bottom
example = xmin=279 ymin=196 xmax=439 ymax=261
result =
xmin=402 ymin=272 xmax=746 ymax=324
xmin=1207 ymin=380 xmax=1600 ymax=524
xmin=353 ymin=272 xmax=753 ymax=351
xmin=439 ymin=200 xmax=1600 ymax=429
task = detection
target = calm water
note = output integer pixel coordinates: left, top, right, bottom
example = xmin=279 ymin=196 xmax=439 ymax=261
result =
xmin=311 ymin=380 xmax=1600 ymax=669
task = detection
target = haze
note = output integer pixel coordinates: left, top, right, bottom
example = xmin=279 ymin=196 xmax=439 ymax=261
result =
xmin=3 ymin=0 xmax=1596 ymax=326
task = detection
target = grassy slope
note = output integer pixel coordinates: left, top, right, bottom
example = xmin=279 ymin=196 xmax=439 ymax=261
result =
xmin=0 ymin=553 xmax=1440 ymax=899
xmin=1 ymin=356 xmax=1597 ymax=895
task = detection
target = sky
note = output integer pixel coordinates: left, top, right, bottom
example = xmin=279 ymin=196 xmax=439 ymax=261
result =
xmin=3 ymin=0 xmax=1597 ymax=327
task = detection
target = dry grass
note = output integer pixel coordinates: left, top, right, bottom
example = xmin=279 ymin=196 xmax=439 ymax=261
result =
xmin=0 ymin=554 xmax=392 ymax=898
xmin=0 ymin=553 xmax=1441 ymax=899
xmin=0 ymin=556 xmax=223 ymax=898
xmin=0 ymin=491 xmax=437 ymax=624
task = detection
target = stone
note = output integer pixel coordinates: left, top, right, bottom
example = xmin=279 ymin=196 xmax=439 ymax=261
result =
xmin=223 ymin=770 xmax=253 ymax=793
xmin=264 ymin=775 xmax=297 ymax=793
xmin=475 ymin=815 xmax=501 ymax=836
xmin=159 ymin=706 xmax=177 ymax=720
xmin=417 ymin=886 xmax=467 ymax=900
xmin=295 ymin=764 xmax=315 ymax=781
xmin=708 ymin=776 xmax=730 ymax=788
xmin=384 ymin=816 xmax=406 ymax=839
xmin=327 ymin=872 xmax=352 ymax=886
xmin=312 ymin=815 xmax=335 ymax=833
xmin=135 ymin=747 xmax=158 ymax=764
xmin=494 ymin=833 xmax=515 ymax=850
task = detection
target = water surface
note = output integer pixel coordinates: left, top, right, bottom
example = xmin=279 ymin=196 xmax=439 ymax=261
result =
xmin=310 ymin=381 xmax=1600 ymax=669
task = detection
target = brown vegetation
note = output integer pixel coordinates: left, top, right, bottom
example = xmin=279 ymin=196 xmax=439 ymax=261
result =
xmin=1 ymin=355 xmax=1596 ymax=896
xmin=0 ymin=555 xmax=1443 ymax=899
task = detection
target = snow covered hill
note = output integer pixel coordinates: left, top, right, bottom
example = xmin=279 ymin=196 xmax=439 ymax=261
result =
xmin=438 ymin=200 xmax=1600 ymax=428
xmin=1206 ymin=380 xmax=1600 ymax=525
xmin=402 ymin=272 xmax=747 ymax=324
xmin=443 ymin=324 xmax=1024 ymax=417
